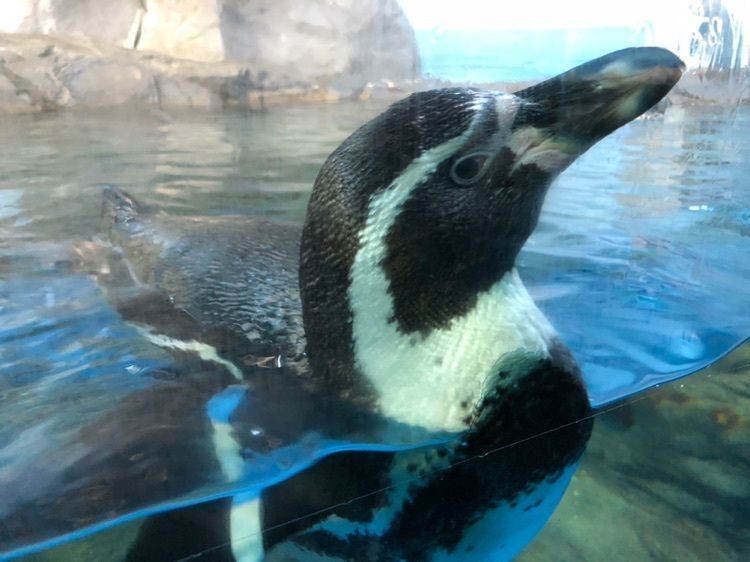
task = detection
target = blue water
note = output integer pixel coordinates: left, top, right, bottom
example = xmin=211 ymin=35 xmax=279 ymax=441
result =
xmin=0 ymin=102 xmax=748 ymax=558
xmin=416 ymin=27 xmax=648 ymax=82
xmin=528 ymin=106 xmax=750 ymax=403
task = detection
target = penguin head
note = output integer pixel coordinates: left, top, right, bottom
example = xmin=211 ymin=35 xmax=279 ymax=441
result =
xmin=300 ymin=47 xmax=684 ymax=409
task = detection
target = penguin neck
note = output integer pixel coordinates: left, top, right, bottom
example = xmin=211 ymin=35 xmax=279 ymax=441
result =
xmin=349 ymin=263 xmax=558 ymax=432
xmin=301 ymin=204 xmax=560 ymax=433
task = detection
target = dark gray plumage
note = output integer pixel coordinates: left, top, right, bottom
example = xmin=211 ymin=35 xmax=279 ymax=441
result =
xmin=103 ymin=189 xmax=307 ymax=369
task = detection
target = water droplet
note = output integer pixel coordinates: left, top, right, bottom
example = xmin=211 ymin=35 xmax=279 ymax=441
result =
xmin=669 ymin=328 xmax=704 ymax=360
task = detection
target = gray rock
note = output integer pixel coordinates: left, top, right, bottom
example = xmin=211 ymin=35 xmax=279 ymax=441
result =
xmin=59 ymin=58 xmax=157 ymax=108
xmin=0 ymin=73 xmax=32 ymax=114
xmin=0 ymin=30 xmax=418 ymax=114
xmin=0 ymin=0 xmax=420 ymax=113
xmin=8 ymin=0 xmax=142 ymax=48
xmin=217 ymin=0 xmax=420 ymax=91
xmin=135 ymin=0 xmax=224 ymax=61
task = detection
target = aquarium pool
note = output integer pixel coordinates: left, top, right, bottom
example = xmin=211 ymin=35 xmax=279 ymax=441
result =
xmin=0 ymin=101 xmax=748 ymax=559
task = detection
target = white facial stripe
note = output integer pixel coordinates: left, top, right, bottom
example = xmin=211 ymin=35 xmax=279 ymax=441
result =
xmin=508 ymin=126 xmax=544 ymax=156
xmin=349 ymin=97 xmax=556 ymax=431
xmin=479 ymin=93 xmax=521 ymax=153
xmin=517 ymin=144 xmax=576 ymax=173
xmin=494 ymin=94 xmax=521 ymax=129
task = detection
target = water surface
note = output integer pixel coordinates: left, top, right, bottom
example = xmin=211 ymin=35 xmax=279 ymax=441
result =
xmin=0 ymin=102 xmax=748 ymax=557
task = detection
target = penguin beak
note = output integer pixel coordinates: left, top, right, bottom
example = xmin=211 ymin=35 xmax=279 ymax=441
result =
xmin=508 ymin=47 xmax=685 ymax=172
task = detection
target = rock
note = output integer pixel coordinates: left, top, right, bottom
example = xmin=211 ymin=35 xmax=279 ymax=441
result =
xmin=151 ymin=75 xmax=215 ymax=110
xmin=0 ymin=39 xmax=73 ymax=111
xmin=0 ymin=0 xmax=142 ymax=48
xmin=0 ymin=31 xmax=417 ymax=114
xmin=59 ymin=59 xmax=157 ymax=108
xmin=0 ymin=33 xmax=212 ymax=112
xmin=0 ymin=73 xmax=32 ymax=114
xmin=0 ymin=0 xmax=420 ymax=113
xmin=216 ymin=0 xmax=420 ymax=91
xmin=136 ymin=1 xmax=224 ymax=62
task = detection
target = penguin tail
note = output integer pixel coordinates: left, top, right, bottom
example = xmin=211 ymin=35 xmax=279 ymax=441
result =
xmin=101 ymin=186 xmax=141 ymax=227
xmin=99 ymin=186 xmax=155 ymax=250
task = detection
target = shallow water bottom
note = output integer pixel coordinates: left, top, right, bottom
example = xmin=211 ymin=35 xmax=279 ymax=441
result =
xmin=521 ymin=343 xmax=750 ymax=562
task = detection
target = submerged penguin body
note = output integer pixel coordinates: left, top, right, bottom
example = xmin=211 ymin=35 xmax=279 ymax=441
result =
xmin=95 ymin=48 xmax=685 ymax=561
xmin=102 ymin=189 xmax=307 ymax=369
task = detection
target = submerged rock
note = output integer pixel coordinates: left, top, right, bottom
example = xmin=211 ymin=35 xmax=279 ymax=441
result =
xmin=0 ymin=0 xmax=420 ymax=113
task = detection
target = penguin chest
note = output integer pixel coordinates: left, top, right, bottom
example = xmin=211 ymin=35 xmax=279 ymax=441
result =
xmin=349 ymin=267 xmax=558 ymax=432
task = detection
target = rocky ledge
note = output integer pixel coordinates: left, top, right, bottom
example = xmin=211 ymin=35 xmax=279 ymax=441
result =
xmin=0 ymin=0 xmax=420 ymax=114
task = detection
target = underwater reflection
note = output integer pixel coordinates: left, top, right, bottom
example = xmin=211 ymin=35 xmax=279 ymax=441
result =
xmin=20 ymin=416 xmax=591 ymax=562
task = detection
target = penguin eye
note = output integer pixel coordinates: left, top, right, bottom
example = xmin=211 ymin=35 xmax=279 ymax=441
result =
xmin=450 ymin=152 xmax=492 ymax=186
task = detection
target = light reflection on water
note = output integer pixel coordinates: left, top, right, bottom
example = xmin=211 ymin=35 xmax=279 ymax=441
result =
xmin=537 ymin=104 xmax=749 ymax=403
xmin=0 ymin=104 xmax=376 ymax=241
xmin=0 ymin=102 xmax=748 ymax=558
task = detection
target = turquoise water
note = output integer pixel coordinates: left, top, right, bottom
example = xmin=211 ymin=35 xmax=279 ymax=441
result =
xmin=416 ymin=27 xmax=648 ymax=82
xmin=0 ymin=102 xmax=748 ymax=559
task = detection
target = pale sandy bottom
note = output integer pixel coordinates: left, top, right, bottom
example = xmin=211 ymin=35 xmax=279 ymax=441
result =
xmin=520 ymin=343 xmax=750 ymax=562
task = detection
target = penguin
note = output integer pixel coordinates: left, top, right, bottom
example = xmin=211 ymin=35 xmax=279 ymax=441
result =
xmin=118 ymin=46 xmax=684 ymax=562
xmin=0 ymin=47 xmax=684 ymax=562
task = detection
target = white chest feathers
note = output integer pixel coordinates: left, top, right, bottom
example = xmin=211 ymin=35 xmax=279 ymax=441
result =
xmin=349 ymin=264 xmax=557 ymax=432
xmin=347 ymin=134 xmax=557 ymax=432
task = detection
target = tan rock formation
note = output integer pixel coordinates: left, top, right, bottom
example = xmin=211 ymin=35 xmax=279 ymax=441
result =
xmin=136 ymin=1 xmax=225 ymax=62
xmin=0 ymin=0 xmax=142 ymax=48
xmin=0 ymin=31 xmax=415 ymax=114
xmin=0 ymin=0 xmax=420 ymax=113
